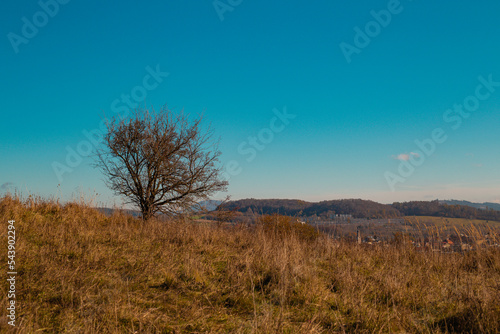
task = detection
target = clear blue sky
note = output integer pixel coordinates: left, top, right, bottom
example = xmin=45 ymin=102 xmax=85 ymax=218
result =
xmin=1 ymin=0 xmax=499 ymax=206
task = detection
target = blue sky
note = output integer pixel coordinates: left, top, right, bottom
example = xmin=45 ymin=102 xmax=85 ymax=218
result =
xmin=1 ymin=0 xmax=499 ymax=206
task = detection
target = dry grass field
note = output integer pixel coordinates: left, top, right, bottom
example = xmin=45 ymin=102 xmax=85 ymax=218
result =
xmin=1 ymin=195 xmax=500 ymax=333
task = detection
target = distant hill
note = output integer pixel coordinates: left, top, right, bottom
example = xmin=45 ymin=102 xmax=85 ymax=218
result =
xmin=198 ymin=200 xmax=223 ymax=211
xmin=219 ymin=198 xmax=500 ymax=221
xmin=392 ymin=200 xmax=500 ymax=222
xmin=97 ymin=200 xmax=223 ymax=218
xmin=97 ymin=207 xmax=141 ymax=217
xmin=95 ymin=198 xmax=500 ymax=222
xmin=219 ymin=198 xmax=402 ymax=219
xmin=440 ymin=199 xmax=500 ymax=212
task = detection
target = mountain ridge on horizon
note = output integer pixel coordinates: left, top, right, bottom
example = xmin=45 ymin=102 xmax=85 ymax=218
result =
xmin=221 ymin=198 xmax=500 ymax=209
xmin=439 ymin=199 xmax=500 ymax=212
xmin=218 ymin=198 xmax=500 ymax=221
xmin=94 ymin=198 xmax=500 ymax=221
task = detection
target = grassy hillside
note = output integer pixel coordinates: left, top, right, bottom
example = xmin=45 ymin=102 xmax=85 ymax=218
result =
xmin=1 ymin=195 xmax=500 ymax=333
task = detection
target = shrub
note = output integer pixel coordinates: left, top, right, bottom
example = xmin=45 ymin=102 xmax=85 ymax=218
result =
xmin=257 ymin=214 xmax=320 ymax=242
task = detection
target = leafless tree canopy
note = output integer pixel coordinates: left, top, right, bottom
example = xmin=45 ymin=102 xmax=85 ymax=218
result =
xmin=95 ymin=107 xmax=228 ymax=220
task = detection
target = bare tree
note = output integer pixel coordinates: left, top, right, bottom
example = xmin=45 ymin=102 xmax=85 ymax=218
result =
xmin=95 ymin=106 xmax=228 ymax=220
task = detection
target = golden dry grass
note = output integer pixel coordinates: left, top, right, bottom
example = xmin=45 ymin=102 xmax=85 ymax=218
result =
xmin=1 ymin=195 xmax=500 ymax=333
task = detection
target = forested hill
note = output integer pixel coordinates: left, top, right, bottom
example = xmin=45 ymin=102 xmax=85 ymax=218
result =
xmin=219 ymin=199 xmax=402 ymax=218
xmin=392 ymin=200 xmax=500 ymax=221
xmin=218 ymin=199 xmax=500 ymax=221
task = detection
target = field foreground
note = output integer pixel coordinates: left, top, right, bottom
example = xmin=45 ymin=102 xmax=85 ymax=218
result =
xmin=1 ymin=196 xmax=500 ymax=333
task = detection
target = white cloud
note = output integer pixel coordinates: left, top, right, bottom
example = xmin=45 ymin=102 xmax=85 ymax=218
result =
xmin=393 ymin=153 xmax=410 ymax=161
xmin=392 ymin=152 xmax=419 ymax=161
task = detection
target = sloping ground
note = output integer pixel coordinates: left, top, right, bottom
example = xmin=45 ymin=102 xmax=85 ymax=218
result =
xmin=1 ymin=195 xmax=500 ymax=333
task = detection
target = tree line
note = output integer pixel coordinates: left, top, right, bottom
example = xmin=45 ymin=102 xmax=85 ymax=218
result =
xmin=392 ymin=200 xmax=500 ymax=221
xmin=220 ymin=199 xmax=402 ymax=219
xmin=220 ymin=199 xmax=500 ymax=221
